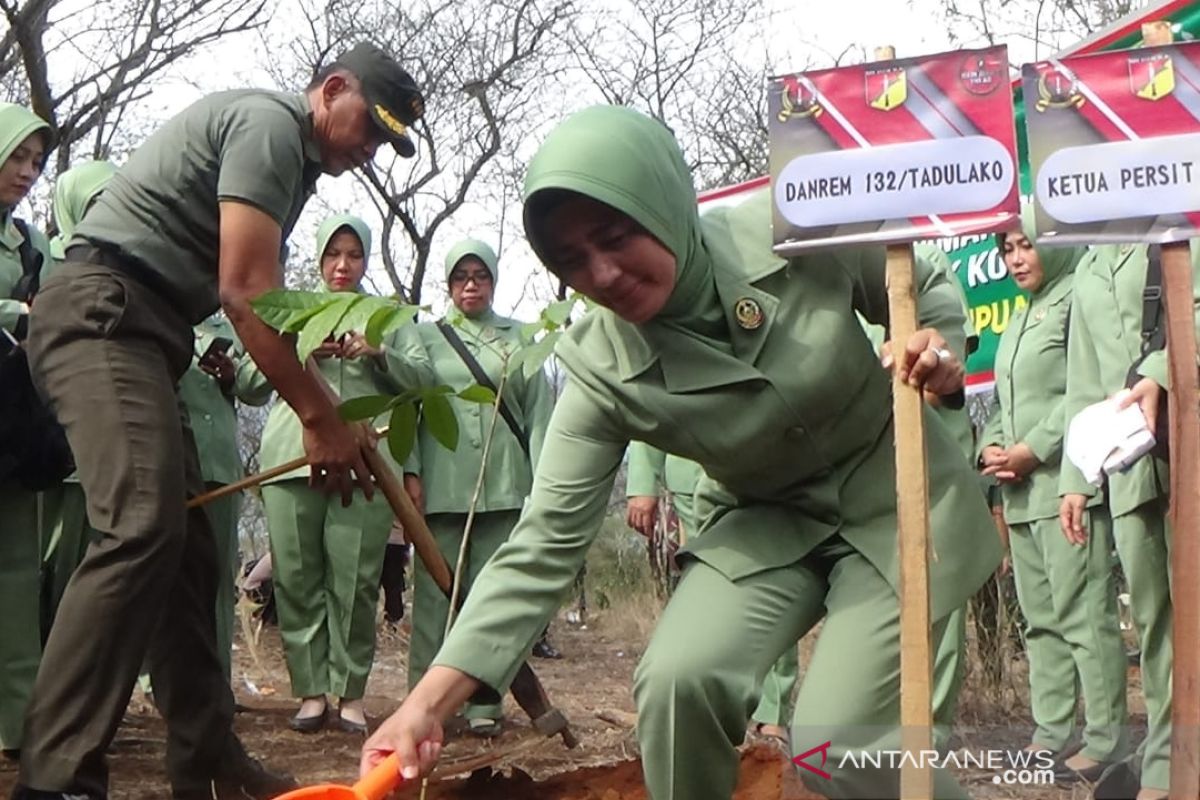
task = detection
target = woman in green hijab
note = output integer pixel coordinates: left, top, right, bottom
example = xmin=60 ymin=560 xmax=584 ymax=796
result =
xmin=0 ymin=102 xmax=54 ymax=755
xmin=258 ymin=214 xmax=411 ymax=734
xmin=403 ymin=237 xmax=555 ymax=737
xmin=979 ymin=214 xmax=1128 ymax=781
xmin=49 ymin=160 xmax=117 ymax=260
xmin=362 ymin=106 xmax=999 ymax=799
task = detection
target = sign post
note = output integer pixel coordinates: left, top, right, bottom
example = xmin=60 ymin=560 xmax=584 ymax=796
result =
xmin=1021 ymin=25 xmax=1200 ymax=797
xmin=769 ymin=45 xmax=1020 ymax=799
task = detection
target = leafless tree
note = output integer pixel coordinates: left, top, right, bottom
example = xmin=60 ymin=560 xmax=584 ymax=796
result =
xmin=268 ymin=0 xmax=576 ymax=305
xmin=563 ymin=0 xmax=772 ymax=192
xmin=1 ymin=0 xmax=268 ymax=174
xmin=938 ymin=0 xmax=1137 ymax=58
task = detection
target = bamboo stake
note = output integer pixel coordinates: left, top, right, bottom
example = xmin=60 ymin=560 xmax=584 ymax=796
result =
xmin=1137 ymin=19 xmax=1200 ymax=798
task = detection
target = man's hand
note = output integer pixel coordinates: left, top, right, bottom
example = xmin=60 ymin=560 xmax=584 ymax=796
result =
xmin=302 ymin=410 xmax=375 ymax=506
xmin=626 ymin=495 xmax=658 ymax=538
xmin=1059 ymin=494 xmax=1089 ymax=546
xmin=199 ymin=350 xmax=237 ymax=391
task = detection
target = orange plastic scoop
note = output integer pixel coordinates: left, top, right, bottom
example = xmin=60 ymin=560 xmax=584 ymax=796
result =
xmin=273 ymin=754 xmax=403 ymax=800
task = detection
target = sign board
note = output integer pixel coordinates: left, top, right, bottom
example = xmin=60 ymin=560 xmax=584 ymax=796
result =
xmin=769 ymin=46 xmax=1021 ymax=253
xmin=1023 ymin=41 xmax=1200 ymax=243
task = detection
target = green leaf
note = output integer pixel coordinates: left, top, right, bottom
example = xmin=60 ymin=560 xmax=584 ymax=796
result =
xmin=422 ymin=391 xmax=459 ymax=451
xmin=520 ymin=320 xmax=546 ymax=342
xmin=544 ymin=298 xmax=575 ymax=326
xmin=335 ymin=296 xmax=393 ymax=340
xmin=296 ymin=295 xmax=361 ymax=362
xmin=387 ymin=402 xmax=418 ymax=463
xmin=457 ymin=384 xmax=497 ymax=404
xmin=518 ymin=332 xmax=561 ymax=378
xmin=280 ymin=300 xmax=339 ymax=333
xmin=364 ymin=305 xmax=420 ymax=347
xmin=338 ymin=394 xmax=396 ymax=421
xmin=251 ymin=289 xmax=336 ymax=331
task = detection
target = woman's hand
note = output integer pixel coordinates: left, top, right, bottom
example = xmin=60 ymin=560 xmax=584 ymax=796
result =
xmin=626 ymin=496 xmax=658 ymax=538
xmin=1117 ymin=377 xmax=1163 ymax=436
xmin=361 ymin=666 xmax=480 ymax=781
xmin=982 ymin=443 xmax=1039 ymax=483
xmin=1058 ymin=494 xmax=1089 ymax=546
xmin=342 ymin=331 xmax=384 ymax=360
xmin=361 ymin=698 xmax=445 ymax=782
xmin=880 ymin=329 xmax=964 ymax=396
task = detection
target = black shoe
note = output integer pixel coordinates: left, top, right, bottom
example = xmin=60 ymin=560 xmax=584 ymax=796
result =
xmin=1092 ymin=760 xmax=1141 ymax=800
xmin=532 ymin=638 xmax=563 ymax=659
xmin=1052 ymin=759 xmax=1114 ymax=784
xmin=11 ymin=787 xmax=103 ymax=799
xmin=173 ymin=747 xmax=297 ymax=799
xmin=288 ymin=701 xmax=327 ymax=733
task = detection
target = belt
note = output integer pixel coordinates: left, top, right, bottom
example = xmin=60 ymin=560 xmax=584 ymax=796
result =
xmin=64 ymin=243 xmax=177 ymax=308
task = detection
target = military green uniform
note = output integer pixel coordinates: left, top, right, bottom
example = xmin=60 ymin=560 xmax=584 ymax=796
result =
xmin=1059 ymin=241 xmax=1200 ymax=792
xmin=21 ymin=89 xmax=324 ymax=796
xmin=39 ymin=161 xmax=118 ymax=627
xmin=258 ymin=215 xmax=430 ymax=702
xmin=406 ymin=238 xmax=554 ymax=723
xmin=180 ymin=318 xmax=272 ymax=677
xmin=980 ymin=217 xmax=1127 ymax=762
xmin=0 ymin=103 xmax=53 ymax=752
xmin=626 ymin=442 xmax=799 ymax=729
xmin=430 ymin=106 xmax=1000 ymax=800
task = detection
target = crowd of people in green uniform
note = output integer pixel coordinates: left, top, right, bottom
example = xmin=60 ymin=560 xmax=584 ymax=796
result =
xmin=0 ymin=33 xmax=1194 ymax=800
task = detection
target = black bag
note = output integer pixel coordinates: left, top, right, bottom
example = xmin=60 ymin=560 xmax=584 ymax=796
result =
xmin=1125 ymin=244 xmax=1170 ymax=459
xmin=0 ymin=220 xmax=74 ymax=490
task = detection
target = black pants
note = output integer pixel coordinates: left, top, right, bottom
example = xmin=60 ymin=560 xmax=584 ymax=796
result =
xmin=380 ymin=543 xmax=408 ymax=622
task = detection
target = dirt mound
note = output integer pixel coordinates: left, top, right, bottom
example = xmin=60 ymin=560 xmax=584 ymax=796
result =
xmin=398 ymin=744 xmax=824 ymax=799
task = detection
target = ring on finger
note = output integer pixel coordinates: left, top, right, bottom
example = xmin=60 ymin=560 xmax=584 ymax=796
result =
xmin=931 ymin=347 xmax=952 ymax=364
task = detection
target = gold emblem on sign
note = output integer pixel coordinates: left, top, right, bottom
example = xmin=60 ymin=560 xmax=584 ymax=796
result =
xmin=374 ymin=104 xmax=409 ymax=135
xmin=734 ymin=298 xmax=764 ymax=330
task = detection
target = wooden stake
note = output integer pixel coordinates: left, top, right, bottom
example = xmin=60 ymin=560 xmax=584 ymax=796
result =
xmin=1137 ymin=21 xmax=1200 ymax=800
xmin=874 ymin=42 xmax=932 ymax=798
xmin=886 ymin=242 xmax=933 ymax=800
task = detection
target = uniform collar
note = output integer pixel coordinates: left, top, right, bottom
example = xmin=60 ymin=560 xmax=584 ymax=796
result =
xmin=0 ymin=210 xmax=19 ymax=251
xmin=296 ymin=93 xmax=323 ymax=169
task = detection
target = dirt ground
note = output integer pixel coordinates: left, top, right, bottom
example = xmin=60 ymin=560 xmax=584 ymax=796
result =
xmin=0 ymin=609 xmax=1148 ymax=800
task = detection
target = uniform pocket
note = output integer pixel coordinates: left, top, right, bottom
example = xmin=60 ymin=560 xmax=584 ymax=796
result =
xmin=79 ymin=272 xmax=129 ymax=338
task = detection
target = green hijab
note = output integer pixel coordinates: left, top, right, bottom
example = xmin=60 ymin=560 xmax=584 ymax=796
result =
xmin=998 ymin=205 xmax=1084 ymax=302
xmin=51 ymin=160 xmax=116 ymax=259
xmin=444 ymin=237 xmax=499 ymax=283
xmin=0 ymin=103 xmax=52 ymax=215
xmin=315 ymin=214 xmax=372 ymax=290
xmin=522 ymin=105 xmax=724 ymax=341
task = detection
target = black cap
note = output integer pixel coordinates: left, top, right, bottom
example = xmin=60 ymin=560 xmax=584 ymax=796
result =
xmin=335 ymin=42 xmax=425 ymax=158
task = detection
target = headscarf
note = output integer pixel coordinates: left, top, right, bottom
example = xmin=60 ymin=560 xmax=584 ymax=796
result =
xmin=315 ymin=214 xmax=372 ymax=290
xmin=443 ymin=237 xmax=498 ymax=283
xmin=997 ymin=205 xmax=1084 ymax=302
xmin=51 ymin=160 xmax=116 ymax=259
xmin=522 ymin=105 xmax=724 ymax=343
xmin=0 ymin=102 xmax=52 ymax=214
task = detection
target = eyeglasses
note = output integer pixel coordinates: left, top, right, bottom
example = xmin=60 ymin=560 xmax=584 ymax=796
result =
xmin=449 ymin=269 xmax=493 ymax=287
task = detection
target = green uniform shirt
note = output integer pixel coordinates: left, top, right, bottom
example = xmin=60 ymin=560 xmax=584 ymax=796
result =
xmin=980 ymin=220 xmax=1086 ymax=524
xmin=1059 ymin=241 xmax=1200 ymax=515
xmin=625 ymin=442 xmax=702 ymax=498
xmin=407 ymin=309 xmax=554 ymax=514
xmin=72 ymin=90 xmax=322 ymax=324
xmin=178 ymin=317 xmax=272 ymax=485
xmin=0 ymin=215 xmax=51 ymax=334
xmin=0 ymin=103 xmax=52 ymax=334
xmin=431 ymin=107 xmax=999 ymax=695
xmin=256 ymin=324 xmax=434 ymax=483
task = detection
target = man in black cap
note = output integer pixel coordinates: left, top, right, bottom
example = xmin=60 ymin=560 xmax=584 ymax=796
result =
xmin=13 ymin=43 xmax=423 ymax=800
